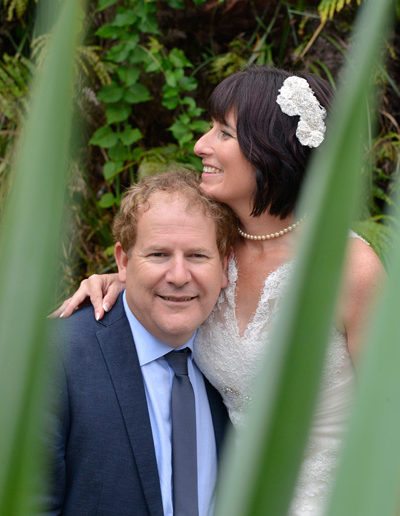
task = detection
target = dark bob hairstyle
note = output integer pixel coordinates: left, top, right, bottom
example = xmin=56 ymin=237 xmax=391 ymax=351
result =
xmin=208 ymin=66 xmax=333 ymax=219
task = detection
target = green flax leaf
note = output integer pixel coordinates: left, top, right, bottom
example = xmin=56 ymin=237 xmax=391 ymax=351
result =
xmin=215 ymin=1 xmax=394 ymax=515
xmin=0 ymin=1 xmax=83 ymax=514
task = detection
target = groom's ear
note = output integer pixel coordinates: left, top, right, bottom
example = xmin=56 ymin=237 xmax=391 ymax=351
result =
xmin=114 ymin=242 xmax=128 ymax=283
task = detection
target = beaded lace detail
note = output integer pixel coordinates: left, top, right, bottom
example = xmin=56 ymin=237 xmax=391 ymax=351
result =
xmin=194 ymin=235 xmax=363 ymax=515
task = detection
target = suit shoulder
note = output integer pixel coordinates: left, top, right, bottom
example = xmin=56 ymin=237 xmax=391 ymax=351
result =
xmin=48 ymin=304 xmax=105 ymax=359
xmin=48 ymin=294 xmax=127 ymax=358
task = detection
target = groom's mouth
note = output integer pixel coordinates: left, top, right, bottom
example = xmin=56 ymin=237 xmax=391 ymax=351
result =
xmin=157 ymin=295 xmax=198 ymax=303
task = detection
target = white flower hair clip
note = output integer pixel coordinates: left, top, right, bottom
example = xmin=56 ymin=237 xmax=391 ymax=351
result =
xmin=276 ymin=76 xmax=326 ymax=148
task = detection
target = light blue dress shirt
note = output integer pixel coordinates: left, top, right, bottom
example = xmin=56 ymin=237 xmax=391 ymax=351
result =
xmin=123 ymin=291 xmax=217 ymax=516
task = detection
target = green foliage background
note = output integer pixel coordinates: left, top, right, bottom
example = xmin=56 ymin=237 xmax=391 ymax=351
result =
xmin=0 ymin=0 xmax=399 ymax=303
xmin=1 ymin=2 xmax=400 ymax=514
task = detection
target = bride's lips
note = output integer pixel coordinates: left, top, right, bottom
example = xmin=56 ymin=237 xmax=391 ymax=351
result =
xmin=202 ymin=165 xmax=223 ymax=175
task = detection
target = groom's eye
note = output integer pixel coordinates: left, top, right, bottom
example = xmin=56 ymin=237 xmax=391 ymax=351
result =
xmin=189 ymin=253 xmax=209 ymax=260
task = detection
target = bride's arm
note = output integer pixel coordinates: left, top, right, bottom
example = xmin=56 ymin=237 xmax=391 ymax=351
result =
xmin=340 ymin=238 xmax=384 ymax=360
xmin=51 ymin=273 xmax=125 ymax=320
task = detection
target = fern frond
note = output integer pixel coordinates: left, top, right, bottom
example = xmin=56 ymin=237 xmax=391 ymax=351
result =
xmin=0 ymin=53 xmax=31 ymax=121
xmin=3 ymin=0 xmax=37 ymax=21
xmin=78 ymin=46 xmax=111 ymax=85
xmin=31 ymin=34 xmax=49 ymax=69
xmin=31 ymin=36 xmax=111 ymax=85
xmin=318 ymin=0 xmax=363 ymax=23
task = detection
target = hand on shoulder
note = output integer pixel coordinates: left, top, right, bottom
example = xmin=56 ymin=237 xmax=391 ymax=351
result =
xmin=49 ymin=273 xmax=124 ymax=320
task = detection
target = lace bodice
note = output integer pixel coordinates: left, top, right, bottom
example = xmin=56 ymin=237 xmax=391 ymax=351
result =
xmin=194 ymin=250 xmax=356 ymax=516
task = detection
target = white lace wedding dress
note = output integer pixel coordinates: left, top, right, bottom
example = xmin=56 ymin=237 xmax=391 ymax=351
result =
xmin=194 ymin=250 xmax=356 ymax=516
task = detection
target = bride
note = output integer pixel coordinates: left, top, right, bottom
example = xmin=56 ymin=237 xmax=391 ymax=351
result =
xmin=54 ymin=66 xmax=382 ymax=515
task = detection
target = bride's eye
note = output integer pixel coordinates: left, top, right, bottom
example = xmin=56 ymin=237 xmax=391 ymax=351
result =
xmin=220 ymin=129 xmax=235 ymax=140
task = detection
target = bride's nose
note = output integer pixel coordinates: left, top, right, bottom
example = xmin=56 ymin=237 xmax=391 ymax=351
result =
xmin=194 ymin=130 xmax=212 ymax=157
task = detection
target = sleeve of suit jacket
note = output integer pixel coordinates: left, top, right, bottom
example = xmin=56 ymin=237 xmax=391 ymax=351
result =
xmin=36 ymin=333 xmax=70 ymax=515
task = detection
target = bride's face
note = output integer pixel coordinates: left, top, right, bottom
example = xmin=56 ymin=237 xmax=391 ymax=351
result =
xmin=194 ymin=111 xmax=256 ymax=211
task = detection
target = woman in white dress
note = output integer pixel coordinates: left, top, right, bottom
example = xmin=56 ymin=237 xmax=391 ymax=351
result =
xmin=55 ymin=66 xmax=383 ymax=515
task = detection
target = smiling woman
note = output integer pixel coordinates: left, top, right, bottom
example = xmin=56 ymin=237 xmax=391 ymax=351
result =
xmin=194 ymin=112 xmax=256 ymax=214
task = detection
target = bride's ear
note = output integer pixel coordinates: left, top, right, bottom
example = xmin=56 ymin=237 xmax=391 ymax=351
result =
xmin=221 ymin=256 xmax=229 ymax=288
xmin=114 ymin=242 xmax=128 ymax=282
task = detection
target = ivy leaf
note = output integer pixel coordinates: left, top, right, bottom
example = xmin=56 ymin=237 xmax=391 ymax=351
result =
xmin=124 ymin=83 xmax=152 ymax=104
xmin=95 ymin=24 xmax=125 ymax=39
xmin=162 ymin=94 xmax=179 ymax=110
xmin=106 ymin=39 xmax=137 ymax=63
xmin=109 ymin=142 xmax=133 ymax=161
xmin=113 ymin=11 xmax=137 ymax=27
xmin=162 ymin=85 xmax=179 ymax=109
xmin=145 ymin=60 xmax=161 ymax=73
xmin=131 ymin=147 xmax=144 ymax=162
xmin=169 ymin=119 xmax=193 ymax=146
xmin=136 ymin=5 xmax=159 ymax=34
xmin=105 ymin=104 xmax=131 ymax=124
xmin=98 ymin=192 xmax=116 ymax=208
xmin=97 ymin=84 xmax=124 ymax=103
xmin=128 ymin=46 xmax=150 ymax=65
xmin=117 ymin=67 xmax=140 ymax=86
xmin=190 ymin=119 xmax=209 ymax=132
xmin=180 ymin=113 xmax=190 ymax=124
xmin=89 ymin=126 xmax=118 ymax=148
xmin=165 ymin=68 xmax=183 ymax=87
xmin=97 ymin=0 xmax=118 ymax=12
xmin=103 ymin=161 xmax=123 ymax=181
xmin=119 ymin=127 xmax=143 ymax=145
xmin=179 ymin=75 xmax=197 ymax=91
xmin=140 ymin=18 xmax=159 ymax=34
xmin=182 ymin=96 xmax=196 ymax=109
xmin=168 ymin=48 xmax=192 ymax=68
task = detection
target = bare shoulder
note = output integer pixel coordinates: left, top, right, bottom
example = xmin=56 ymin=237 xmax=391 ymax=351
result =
xmin=346 ymin=236 xmax=384 ymax=292
xmin=342 ymin=236 xmax=385 ymax=357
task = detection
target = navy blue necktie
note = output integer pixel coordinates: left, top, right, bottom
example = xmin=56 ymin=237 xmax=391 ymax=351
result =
xmin=165 ymin=349 xmax=199 ymax=516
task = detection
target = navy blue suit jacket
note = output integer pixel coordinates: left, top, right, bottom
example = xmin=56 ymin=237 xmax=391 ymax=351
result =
xmin=42 ymin=295 xmax=229 ymax=516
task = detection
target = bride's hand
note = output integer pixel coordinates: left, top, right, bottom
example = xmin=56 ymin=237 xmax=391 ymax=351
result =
xmin=50 ymin=273 xmax=124 ymax=320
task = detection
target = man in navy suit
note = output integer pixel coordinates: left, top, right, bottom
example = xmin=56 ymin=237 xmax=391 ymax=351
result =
xmin=43 ymin=170 xmax=234 ymax=516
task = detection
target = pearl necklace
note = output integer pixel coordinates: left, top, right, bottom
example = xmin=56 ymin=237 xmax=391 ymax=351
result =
xmin=237 ymin=218 xmax=304 ymax=241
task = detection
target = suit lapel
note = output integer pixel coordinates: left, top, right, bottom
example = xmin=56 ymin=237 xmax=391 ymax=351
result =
xmin=96 ymin=298 xmax=163 ymax=516
xmin=205 ymin=378 xmax=230 ymax=461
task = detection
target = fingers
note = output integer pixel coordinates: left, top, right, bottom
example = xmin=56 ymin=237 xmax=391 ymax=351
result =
xmin=102 ymin=279 xmax=124 ymax=313
xmin=84 ymin=275 xmax=108 ymax=321
xmin=59 ymin=279 xmax=95 ymax=318
xmin=52 ymin=275 xmax=105 ymax=320
xmin=49 ymin=298 xmax=72 ymax=318
xmin=48 ymin=273 xmax=123 ymax=321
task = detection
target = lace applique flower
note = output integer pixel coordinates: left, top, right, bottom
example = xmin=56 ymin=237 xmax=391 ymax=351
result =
xmin=276 ymin=76 xmax=326 ymax=148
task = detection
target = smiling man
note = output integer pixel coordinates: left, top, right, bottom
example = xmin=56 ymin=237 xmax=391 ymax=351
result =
xmin=43 ymin=170 xmax=235 ymax=516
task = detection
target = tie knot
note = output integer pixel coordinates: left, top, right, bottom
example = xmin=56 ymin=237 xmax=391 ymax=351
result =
xmin=165 ymin=348 xmax=190 ymax=376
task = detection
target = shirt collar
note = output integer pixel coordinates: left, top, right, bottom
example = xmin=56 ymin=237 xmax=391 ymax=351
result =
xmin=122 ymin=290 xmax=196 ymax=366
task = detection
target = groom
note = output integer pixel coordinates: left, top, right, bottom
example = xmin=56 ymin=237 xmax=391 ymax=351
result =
xmin=42 ymin=171 xmax=234 ymax=515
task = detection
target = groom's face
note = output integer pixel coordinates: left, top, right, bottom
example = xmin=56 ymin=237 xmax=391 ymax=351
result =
xmin=115 ymin=191 xmax=228 ymax=347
